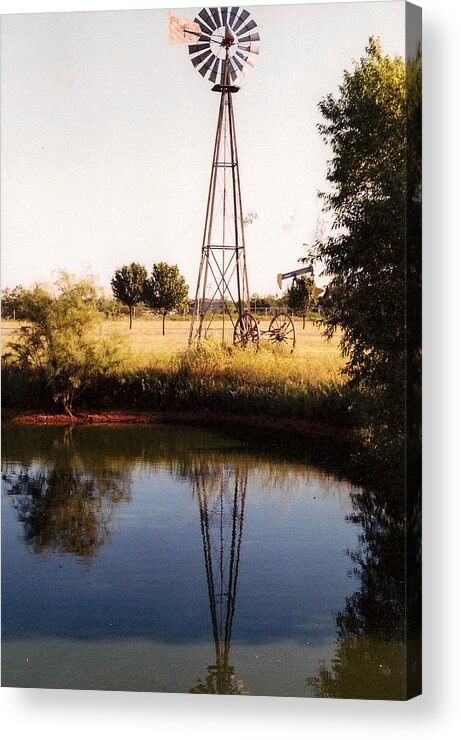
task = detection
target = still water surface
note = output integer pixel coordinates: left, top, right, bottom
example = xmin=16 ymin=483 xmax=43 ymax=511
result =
xmin=2 ymin=424 xmax=405 ymax=698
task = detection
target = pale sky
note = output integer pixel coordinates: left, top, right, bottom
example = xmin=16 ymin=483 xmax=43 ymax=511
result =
xmin=1 ymin=2 xmax=405 ymax=296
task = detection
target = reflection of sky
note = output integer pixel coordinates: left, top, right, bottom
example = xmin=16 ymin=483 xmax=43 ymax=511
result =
xmin=2 ymin=460 xmax=360 ymax=647
xmin=1 ymin=3 xmax=404 ymax=294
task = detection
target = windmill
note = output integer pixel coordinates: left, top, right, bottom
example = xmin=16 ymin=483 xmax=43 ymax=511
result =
xmin=169 ymin=7 xmax=260 ymax=346
xmin=169 ymin=7 xmax=297 ymax=350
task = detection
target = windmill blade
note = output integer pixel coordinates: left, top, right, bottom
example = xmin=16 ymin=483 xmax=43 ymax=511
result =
xmin=195 ymin=19 xmax=213 ymax=38
xmin=209 ymin=8 xmax=222 ymax=29
xmin=191 ymin=49 xmax=213 ymax=68
xmin=221 ymin=7 xmax=229 ymax=27
xmin=233 ymin=8 xmax=250 ymax=33
xmin=232 ymin=55 xmax=244 ymax=72
xmin=238 ymin=32 xmax=260 ymax=44
xmin=237 ymin=44 xmax=260 ymax=55
xmin=236 ymin=19 xmax=257 ymax=37
xmin=212 ymin=58 xmax=225 ymax=83
xmin=209 ymin=57 xmax=223 ymax=83
xmin=237 ymin=56 xmax=255 ymax=73
xmin=229 ymin=58 xmax=238 ymax=76
xmin=198 ymin=55 xmax=217 ymax=78
xmin=188 ymin=43 xmax=211 ymax=55
xmin=228 ymin=7 xmax=240 ymax=28
xmin=215 ymin=59 xmax=227 ymax=86
xmin=196 ymin=25 xmax=212 ymax=39
xmin=198 ymin=8 xmax=218 ymax=31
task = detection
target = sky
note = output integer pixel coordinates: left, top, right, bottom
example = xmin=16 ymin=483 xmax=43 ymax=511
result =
xmin=1 ymin=1 xmax=405 ymax=296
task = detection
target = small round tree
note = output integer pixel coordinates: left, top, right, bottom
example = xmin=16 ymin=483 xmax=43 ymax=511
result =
xmin=111 ymin=262 xmax=147 ymax=329
xmin=144 ymin=262 xmax=189 ymax=336
xmin=286 ymin=275 xmax=316 ymax=329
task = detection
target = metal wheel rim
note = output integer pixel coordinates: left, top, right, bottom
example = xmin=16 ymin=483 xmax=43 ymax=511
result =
xmin=233 ymin=311 xmax=260 ymax=348
xmin=268 ymin=312 xmax=296 ymax=350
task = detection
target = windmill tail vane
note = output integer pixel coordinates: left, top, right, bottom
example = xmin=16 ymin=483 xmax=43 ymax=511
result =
xmin=167 ymin=12 xmax=202 ymax=44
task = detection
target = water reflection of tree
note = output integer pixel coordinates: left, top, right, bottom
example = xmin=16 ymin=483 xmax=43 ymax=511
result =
xmin=308 ymin=486 xmax=417 ymax=700
xmin=2 ymin=429 xmax=131 ymax=559
xmin=189 ymin=461 xmax=250 ymax=695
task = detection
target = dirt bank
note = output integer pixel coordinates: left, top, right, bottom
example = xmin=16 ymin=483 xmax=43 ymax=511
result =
xmin=1 ymin=408 xmax=352 ymax=441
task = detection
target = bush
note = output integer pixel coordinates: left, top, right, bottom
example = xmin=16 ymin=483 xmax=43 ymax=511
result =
xmin=3 ymin=273 xmax=125 ymax=418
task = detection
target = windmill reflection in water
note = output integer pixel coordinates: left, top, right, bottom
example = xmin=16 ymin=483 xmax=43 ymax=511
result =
xmin=190 ymin=461 xmax=249 ymax=695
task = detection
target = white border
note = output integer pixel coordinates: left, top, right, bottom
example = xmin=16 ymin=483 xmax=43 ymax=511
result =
xmin=1 ymin=0 xmax=459 ymax=737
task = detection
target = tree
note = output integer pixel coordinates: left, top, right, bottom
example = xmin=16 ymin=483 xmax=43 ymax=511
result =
xmin=144 ymin=262 xmax=189 ymax=336
xmin=286 ymin=275 xmax=317 ymax=329
xmin=96 ymin=294 xmax=122 ymax=320
xmin=111 ymin=262 xmax=147 ymax=329
xmin=306 ymin=38 xmax=421 ymax=436
xmin=1 ymin=285 xmax=27 ymax=320
xmin=6 ymin=273 xmax=123 ymax=418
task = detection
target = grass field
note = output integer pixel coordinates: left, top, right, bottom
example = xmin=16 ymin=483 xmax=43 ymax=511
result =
xmin=2 ymin=316 xmax=350 ymax=421
xmin=2 ymin=316 xmax=344 ymax=376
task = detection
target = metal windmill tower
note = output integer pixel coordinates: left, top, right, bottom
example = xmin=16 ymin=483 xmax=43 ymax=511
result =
xmin=190 ymin=460 xmax=249 ymax=694
xmin=169 ymin=7 xmax=260 ymax=346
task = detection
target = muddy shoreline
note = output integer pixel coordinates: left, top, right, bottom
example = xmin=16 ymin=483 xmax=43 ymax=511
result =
xmin=1 ymin=408 xmax=352 ymax=442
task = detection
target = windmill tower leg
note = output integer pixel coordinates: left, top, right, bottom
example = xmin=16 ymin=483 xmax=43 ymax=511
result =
xmin=189 ymin=83 xmax=250 ymax=346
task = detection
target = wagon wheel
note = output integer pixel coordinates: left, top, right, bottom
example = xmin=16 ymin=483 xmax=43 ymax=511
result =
xmin=268 ymin=312 xmax=296 ymax=351
xmin=233 ymin=312 xmax=260 ymax=348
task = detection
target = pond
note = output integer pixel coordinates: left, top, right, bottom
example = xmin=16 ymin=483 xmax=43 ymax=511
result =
xmin=1 ymin=424 xmax=406 ymax=698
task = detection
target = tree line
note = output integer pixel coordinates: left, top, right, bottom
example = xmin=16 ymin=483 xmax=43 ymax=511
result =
xmin=2 ymin=262 xmax=190 ymax=336
xmin=3 ymin=267 xmax=321 ymax=331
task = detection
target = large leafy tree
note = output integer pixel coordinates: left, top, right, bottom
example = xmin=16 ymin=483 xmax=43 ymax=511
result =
xmin=111 ymin=262 xmax=147 ymax=329
xmin=307 ymin=38 xmax=421 ymax=437
xmin=144 ymin=262 xmax=189 ymax=336
xmin=286 ymin=276 xmax=317 ymax=329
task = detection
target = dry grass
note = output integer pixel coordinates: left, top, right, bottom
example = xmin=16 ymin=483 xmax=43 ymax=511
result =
xmin=3 ymin=316 xmax=344 ymax=380
xmin=104 ymin=316 xmax=343 ymax=378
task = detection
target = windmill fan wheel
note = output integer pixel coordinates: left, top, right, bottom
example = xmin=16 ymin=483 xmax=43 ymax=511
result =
xmin=188 ymin=7 xmax=260 ymax=86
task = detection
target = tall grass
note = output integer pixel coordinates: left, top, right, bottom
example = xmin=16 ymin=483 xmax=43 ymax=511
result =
xmin=169 ymin=342 xmax=351 ymax=421
xmin=2 ymin=340 xmax=355 ymax=426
